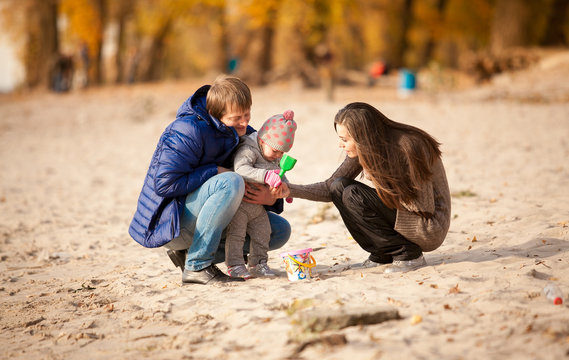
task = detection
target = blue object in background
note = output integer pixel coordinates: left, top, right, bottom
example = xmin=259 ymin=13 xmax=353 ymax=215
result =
xmin=228 ymin=57 xmax=239 ymax=74
xmin=399 ymin=69 xmax=416 ymax=90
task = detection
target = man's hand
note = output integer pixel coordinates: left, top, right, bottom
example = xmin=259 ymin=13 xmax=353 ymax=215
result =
xmin=243 ymin=182 xmax=279 ymax=205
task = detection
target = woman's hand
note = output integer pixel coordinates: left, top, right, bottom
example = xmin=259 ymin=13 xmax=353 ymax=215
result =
xmin=270 ymin=182 xmax=290 ymax=199
xmin=243 ymin=182 xmax=279 ymax=205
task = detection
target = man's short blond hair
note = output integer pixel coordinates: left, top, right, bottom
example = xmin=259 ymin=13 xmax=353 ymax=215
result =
xmin=206 ymin=74 xmax=252 ymax=120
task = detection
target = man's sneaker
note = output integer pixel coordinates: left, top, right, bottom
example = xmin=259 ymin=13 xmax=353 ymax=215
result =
xmin=384 ymin=255 xmax=427 ymax=273
xmin=167 ymin=249 xmax=186 ymax=273
xmin=227 ymin=264 xmax=252 ymax=279
xmin=249 ymin=260 xmax=276 ymax=277
xmin=182 ymin=264 xmax=245 ymax=285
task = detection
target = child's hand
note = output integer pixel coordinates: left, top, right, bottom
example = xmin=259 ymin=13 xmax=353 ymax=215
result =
xmin=270 ymin=182 xmax=290 ymax=199
xmin=264 ymin=170 xmax=282 ymax=188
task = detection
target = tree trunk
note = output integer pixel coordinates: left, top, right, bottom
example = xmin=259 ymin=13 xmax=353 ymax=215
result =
xmin=143 ymin=17 xmax=173 ymax=82
xmin=212 ymin=2 xmax=229 ymax=74
xmin=238 ymin=4 xmax=278 ymax=85
xmin=114 ymin=1 xmax=133 ymax=83
xmin=541 ymin=0 xmax=569 ymax=46
xmin=24 ymin=0 xmax=59 ymax=89
xmin=258 ymin=10 xmax=276 ymax=83
xmin=393 ymin=0 xmax=413 ymax=68
xmin=420 ymin=0 xmax=448 ymax=67
xmin=490 ymin=0 xmax=532 ymax=53
xmin=91 ymin=0 xmax=107 ymax=85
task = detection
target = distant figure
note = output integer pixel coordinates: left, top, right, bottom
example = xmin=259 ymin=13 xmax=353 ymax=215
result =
xmin=79 ymin=42 xmax=89 ymax=88
xmin=126 ymin=47 xmax=141 ymax=84
xmin=368 ymin=60 xmax=390 ymax=86
xmin=52 ymin=54 xmax=74 ymax=92
xmin=228 ymin=57 xmax=239 ymax=74
xmin=315 ymin=43 xmax=335 ymax=102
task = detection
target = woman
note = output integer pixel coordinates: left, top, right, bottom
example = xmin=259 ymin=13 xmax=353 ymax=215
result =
xmin=289 ymin=102 xmax=451 ymax=273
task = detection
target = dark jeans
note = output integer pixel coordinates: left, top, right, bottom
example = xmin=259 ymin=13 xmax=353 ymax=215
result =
xmin=330 ymin=177 xmax=422 ymax=262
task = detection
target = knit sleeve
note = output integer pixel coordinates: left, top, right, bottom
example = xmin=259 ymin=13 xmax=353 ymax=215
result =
xmin=289 ymin=156 xmax=362 ymax=202
xmin=233 ymin=145 xmax=266 ymax=184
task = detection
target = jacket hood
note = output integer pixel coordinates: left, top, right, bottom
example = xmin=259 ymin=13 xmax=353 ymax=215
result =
xmin=176 ymin=85 xmax=210 ymax=119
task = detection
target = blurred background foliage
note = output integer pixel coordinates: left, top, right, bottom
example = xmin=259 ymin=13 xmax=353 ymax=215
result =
xmin=1 ymin=0 xmax=568 ymax=91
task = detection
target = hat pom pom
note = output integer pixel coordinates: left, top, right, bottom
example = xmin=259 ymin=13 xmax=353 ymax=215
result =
xmin=283 ymin=110 xmax=294 ymax=121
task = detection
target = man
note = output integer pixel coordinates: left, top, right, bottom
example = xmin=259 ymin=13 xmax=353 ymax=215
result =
xmin=129 ymin=75 xmax=291 ymax=285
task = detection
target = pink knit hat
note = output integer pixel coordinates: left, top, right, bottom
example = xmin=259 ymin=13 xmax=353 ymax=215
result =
xmin=258 ymin=110 xmax=297 ymax=152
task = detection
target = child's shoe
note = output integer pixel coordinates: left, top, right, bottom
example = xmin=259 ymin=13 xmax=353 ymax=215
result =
xmin=227 ymin=264 xmax=252 ymax=279
xmin=249 ymin=260 xmax=276 ymax=277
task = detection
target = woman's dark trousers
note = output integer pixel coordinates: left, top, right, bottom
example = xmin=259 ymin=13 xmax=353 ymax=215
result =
xmin=330 ymin=177 xmax=422 ymax=263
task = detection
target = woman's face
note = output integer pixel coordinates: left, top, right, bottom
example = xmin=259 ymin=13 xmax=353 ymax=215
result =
xmin=336 ymin=124 xmax=357 ymax=158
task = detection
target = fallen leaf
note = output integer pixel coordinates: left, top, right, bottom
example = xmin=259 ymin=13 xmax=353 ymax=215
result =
xmin=451 ymin=190 xmax=477 ymax=198
xmin=443 ymin=304 xmax=452 ymax=310
xmin=471 ymin=236 xmax=477 ymax=242
xmin=369 ymin=333 xmax=381 ymax=343
xmin=410 ymin=315 xmax=422 ymax=325
xmin=430 ymin=284 xmax=438 ymax=289
xmin=448 ymin=284 xmax=460 ymax=294
xmin=386 ymin=297 xmax=404 ymax=306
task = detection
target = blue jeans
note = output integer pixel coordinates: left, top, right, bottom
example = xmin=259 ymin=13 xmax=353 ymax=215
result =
xmin=169 ymin=172 xmax=290 ymax=271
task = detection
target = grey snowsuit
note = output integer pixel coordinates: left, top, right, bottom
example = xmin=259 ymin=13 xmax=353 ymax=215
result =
xmin=225 ymin=133 xmax=289 ymax=266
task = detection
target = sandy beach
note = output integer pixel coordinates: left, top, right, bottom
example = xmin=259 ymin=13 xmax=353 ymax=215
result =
xmin=1 ymin=51 xmax=569 ymax=359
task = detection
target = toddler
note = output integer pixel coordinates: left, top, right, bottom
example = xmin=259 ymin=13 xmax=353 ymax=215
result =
xmin=226 ymin=110 xmax=297 ymax=279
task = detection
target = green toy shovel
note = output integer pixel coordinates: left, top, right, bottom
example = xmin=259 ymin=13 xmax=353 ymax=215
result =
xmin=279 ymin=154 xmax=297 ymax=178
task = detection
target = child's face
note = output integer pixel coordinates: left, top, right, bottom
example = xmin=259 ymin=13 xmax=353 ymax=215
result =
xmin=259 ymin=139 xmax=284 ymax=162
xmin=220 ymin=105 xmax=251 ymax=137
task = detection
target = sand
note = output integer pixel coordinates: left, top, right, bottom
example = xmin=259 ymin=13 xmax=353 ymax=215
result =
xmin=1 ymin=51 xmax=569 ymax=360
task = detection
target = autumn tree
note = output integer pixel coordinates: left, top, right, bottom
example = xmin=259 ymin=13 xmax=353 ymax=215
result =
xmin=1 ymin=0 xmax=60 ymax=89
xmin=490 ymin=0 xmax=534 ymax=53
xmin=541 ymin=0 xmax=569 ymax=46
xmin=233 ymin=0 xmax=281 ymax=85
xmin=60 ymin=0 xmax=106 ymax=86
xmin=111 ymin=0 xmax=135 ymax=83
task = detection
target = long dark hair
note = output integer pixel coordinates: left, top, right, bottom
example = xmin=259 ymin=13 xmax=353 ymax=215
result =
xmin=334 ymin=102 xmax=441 ymax=209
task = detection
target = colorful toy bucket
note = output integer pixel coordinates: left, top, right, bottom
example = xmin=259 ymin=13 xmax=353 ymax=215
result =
xmin=280 ymin=248 xmax=316 ymax=282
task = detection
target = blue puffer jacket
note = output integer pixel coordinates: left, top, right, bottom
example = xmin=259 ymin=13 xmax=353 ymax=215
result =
xmin=129 ymin=85 xmax=255 ymax=248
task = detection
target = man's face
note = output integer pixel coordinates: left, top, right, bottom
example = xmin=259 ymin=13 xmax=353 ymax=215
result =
xmin=219 ymin=106 xmax=251 ymax=137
